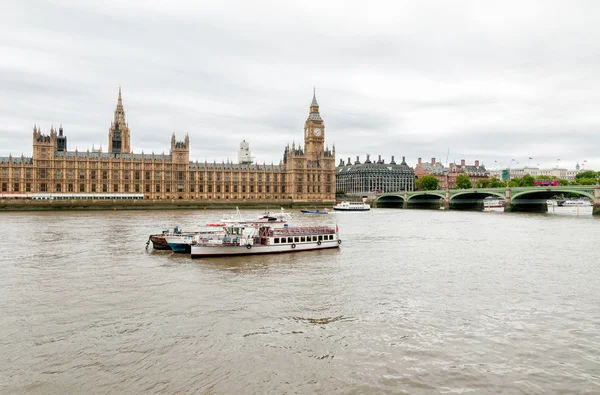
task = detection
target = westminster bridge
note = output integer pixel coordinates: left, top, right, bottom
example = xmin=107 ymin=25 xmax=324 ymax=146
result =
xmin=375 ymin=185 xmax=600 ymax=215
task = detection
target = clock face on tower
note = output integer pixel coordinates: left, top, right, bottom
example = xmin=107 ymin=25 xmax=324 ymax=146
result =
xmin=313 ymin=128 xmax=322 ymax=137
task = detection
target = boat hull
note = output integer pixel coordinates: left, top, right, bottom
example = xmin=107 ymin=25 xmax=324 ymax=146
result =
xmin=191 ymin=240 xmax=340 ymax=258
xmin=150 ymin=234 xmax=171 ymax=250
xmin=168 ymin=243 xmax=192 ymax=253
xmin=332 ymin=208 xmax=370 ymax=211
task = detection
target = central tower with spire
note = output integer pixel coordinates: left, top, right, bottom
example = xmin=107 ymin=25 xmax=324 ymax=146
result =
xmin=108 ymin=87 xmax=131 ymax=154
xmin=304 ymin=88 xmax=325 ymax=162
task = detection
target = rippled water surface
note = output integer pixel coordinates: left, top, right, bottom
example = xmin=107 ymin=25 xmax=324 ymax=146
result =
xmin=1 ymin=207 xmax=599 ymax=394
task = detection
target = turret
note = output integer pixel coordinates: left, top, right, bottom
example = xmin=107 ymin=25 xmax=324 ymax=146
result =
xmin=57 ymin=124 xmax=67 ymax=152
xmin=108 ymin=87 xmax=131 ymax=154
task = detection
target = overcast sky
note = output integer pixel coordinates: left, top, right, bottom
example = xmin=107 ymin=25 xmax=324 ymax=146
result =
xmin=1 ymin=0 xmax=599 ymax=171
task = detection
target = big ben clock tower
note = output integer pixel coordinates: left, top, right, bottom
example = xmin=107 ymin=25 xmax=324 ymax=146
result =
xmin=304 ymin=89 xmax=325 ymax=162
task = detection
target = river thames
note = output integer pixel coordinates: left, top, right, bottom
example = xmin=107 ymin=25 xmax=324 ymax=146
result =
xmin=1 ymin=207 xmax=599 ymax=394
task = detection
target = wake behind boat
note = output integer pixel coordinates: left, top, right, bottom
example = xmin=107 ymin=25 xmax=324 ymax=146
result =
xmin=191 ymin=223 xmax=341 ymax=258
xmin=300 ymin=208 xmax=329 ymax=214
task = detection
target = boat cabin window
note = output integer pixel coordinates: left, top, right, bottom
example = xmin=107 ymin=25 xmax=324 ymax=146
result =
xmin=287 ymin=237 xmax=293 ymax=243
xmin=274 ymin=238 xmax=280 ymax=244
xmin=300 ymin=237 xmax=306 ymax=242
xmin=318 ymin=235 xmax=323 ymax=241
xmin=328 ymin=235 xmax=333 ymax=240
xmin=294 ymin=237 xmax=299 ymax=243
xmin=312 ymin=236 xmax=317 ymax=241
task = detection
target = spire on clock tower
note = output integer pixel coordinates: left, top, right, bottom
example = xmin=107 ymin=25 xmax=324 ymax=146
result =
xmin=304 ymin=89 xmax=325 ymax=162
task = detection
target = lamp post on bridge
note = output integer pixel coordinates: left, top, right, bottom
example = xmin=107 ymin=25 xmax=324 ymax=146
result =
xmin=508 ymin=159 xmax=516 ymax=185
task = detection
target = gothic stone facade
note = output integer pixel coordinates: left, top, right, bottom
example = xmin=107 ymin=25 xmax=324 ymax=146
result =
xmin=0 ymin=90 xmax=336 ymax=202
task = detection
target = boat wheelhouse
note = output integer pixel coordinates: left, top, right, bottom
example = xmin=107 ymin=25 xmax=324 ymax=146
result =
xmin=190 ymin=224 xmax=341 ymax=258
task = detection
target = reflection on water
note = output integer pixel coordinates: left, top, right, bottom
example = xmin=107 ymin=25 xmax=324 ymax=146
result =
xmin=1 ymin=208 xmax=599 ymax=394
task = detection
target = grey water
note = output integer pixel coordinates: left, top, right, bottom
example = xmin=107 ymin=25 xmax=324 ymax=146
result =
xmin=1 ymin=207 xmax=599 ymax=394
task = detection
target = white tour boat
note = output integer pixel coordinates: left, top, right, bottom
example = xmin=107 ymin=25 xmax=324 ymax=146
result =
xmin=332 ymin=201 xmax=370 ymax=211
xmin=190 ymin=224 xmax=341 ymax=258
xmin=559 ymin=199 xmax=592 ymax=207
xmin=483 ymin=197 xmax=505 ymax=209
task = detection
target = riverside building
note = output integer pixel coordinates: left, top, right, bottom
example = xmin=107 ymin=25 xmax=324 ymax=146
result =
xmin=0 ymin=89 xmax=336 ymax=203
xmin=336 ymin=154 xmax=415 ymax=195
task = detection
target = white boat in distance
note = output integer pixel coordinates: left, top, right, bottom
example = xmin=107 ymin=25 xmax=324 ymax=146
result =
xmin=333 ymin=201 xmax=370 ymax=211
xmin=483 ymin=197 xmax=504 ymax=208
xmin=191 ymin=224 xmax=341 ymax=258
xmin=559 ymin=199 xmax=591 ymax=207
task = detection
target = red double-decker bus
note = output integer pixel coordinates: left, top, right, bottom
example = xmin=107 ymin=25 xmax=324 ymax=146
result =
xmin=534 ymin=179 xmax=559 ymax=186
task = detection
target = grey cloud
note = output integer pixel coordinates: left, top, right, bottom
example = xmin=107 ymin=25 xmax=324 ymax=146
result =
xmin=1 ymin=0 xmax=599 ymax=171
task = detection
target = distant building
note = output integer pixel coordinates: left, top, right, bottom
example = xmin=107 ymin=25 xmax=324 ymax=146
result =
xmin=415 ymin=157 xmax=447 ymax=188
xmin=336 ymin=154 xmax=414 ymax=195
xmin=238 ymin=140 xmax=253 ymax=164
xmin=415 ymin=158 xmax=488 ymax=189
xmin=448 ymin=159 xmax=489 ymax=188
xmin=489 ymin=166 xmax=581 ymax=182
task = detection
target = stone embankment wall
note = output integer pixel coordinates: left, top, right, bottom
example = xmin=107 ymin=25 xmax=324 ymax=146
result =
xmin=0 ymin=199 xmax=336 ymax=212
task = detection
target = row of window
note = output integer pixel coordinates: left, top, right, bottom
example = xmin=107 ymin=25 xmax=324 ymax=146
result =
xmin=273 ymin=234 xmax=335 ymax=244
xmin=1 ymin=182 xmax=333 ymax=194
xmin=2 ymin=167 xmax=332 ymax=181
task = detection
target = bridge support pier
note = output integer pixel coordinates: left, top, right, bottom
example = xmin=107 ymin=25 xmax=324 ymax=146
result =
xmin=594 ymin=185 xmax=600 ymax=216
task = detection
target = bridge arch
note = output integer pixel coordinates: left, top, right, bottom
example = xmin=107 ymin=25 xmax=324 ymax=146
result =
xmin=511 ymin=189 xmax=594 ymax=201
xmin=406 ymin=191 xmax=446 ymax=201
xmin=450 ymin=190 xmax=505 ymax=201
xmin=448 ymin=190 xmax=505 ymax=210
xmin=376 ymin=193 xmax=405 ymax=208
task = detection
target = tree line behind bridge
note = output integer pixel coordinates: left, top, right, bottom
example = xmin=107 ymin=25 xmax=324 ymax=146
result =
xmin=415 ymin=170 xmax=600 ymax=191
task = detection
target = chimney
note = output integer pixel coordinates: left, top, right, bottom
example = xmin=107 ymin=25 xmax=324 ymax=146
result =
xmin=378 ymin=154 xmax=382 ymax=163
xmin=431 ymin=158 xmax=436 ymax=165
xmin=475 ymin=160 xmax=479 ymax=167
xmin=418 ymin=157 xmax=422 ymax=165
xmin=461 ymin=159 xmax=465 ymax=166
xmin=347 ymin=157 xmax=351 ymax=165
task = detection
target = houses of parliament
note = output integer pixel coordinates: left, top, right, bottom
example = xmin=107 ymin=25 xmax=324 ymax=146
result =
xmin=0 ymin=89 xmax=336 ymax=202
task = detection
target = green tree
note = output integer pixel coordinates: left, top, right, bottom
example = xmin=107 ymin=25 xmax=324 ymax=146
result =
xmin=488 ymin=177 xmax=506 ymax=188
xmin=416 ymin=175 xmax=440 ymax=191
xmin=455 ymin=174 xmax=472 ymax=189
xmin=520 ymin=174 xmax=535 ymax=186
xmin=559 ymin=178 xmax=569 ymax=186
xmin=577 ymin=178 xmax=597 ymax=185
xmin=575 ymin=170 xmax=598 ymax=181
xmin=476 ymin=178 xmax=490 ymax=188
xmin=508 ymin=176 xmax=522 ymax=187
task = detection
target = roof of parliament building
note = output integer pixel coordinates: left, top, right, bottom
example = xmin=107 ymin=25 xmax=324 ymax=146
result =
xmin=337 ymin=154 xmax=414 ymax=173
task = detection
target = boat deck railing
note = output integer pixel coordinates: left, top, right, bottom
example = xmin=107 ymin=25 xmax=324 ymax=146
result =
xmin=272 ymin=226 xmax=335 ymax=235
